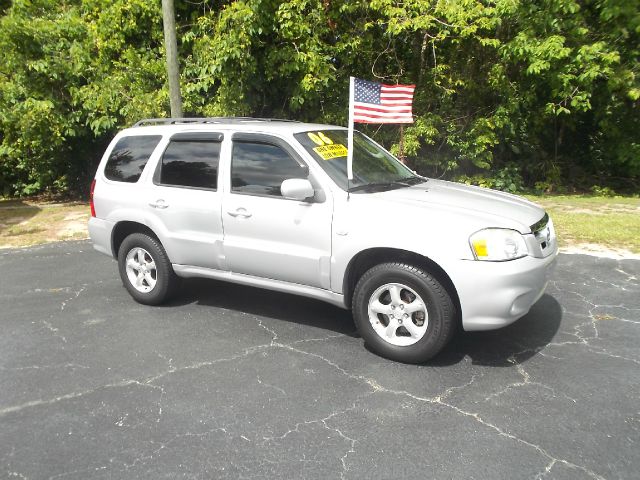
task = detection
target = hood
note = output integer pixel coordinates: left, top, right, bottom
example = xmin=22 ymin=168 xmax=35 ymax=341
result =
xmin=375 ymin=179 xmax=545 ymax=233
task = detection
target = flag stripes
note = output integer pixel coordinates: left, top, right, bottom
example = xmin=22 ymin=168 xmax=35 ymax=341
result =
xmin=352 ymin=79 xmax=415 ymax=124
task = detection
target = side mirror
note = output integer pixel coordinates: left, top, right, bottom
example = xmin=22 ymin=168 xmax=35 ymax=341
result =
xmin=281 ymin=178 xmax=314 ymax=201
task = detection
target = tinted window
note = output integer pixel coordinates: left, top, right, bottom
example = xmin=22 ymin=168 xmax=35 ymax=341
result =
xmin=231 ymin=142 xmax=306 ymax=197
xmin=159 ymin=141 xmax=220 ymax=190
xmin=104 ymin=135 xmax=161 ymax=183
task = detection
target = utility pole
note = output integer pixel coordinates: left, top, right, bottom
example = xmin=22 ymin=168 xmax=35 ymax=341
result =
xmin=162 ymin=0 xmax=183 ymax=118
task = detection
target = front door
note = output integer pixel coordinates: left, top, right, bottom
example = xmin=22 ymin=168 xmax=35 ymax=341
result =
xmin=222 ymin=135 xmax=333 ymax=289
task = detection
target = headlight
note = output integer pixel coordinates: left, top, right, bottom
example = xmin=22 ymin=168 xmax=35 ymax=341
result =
xmin=469 ymin=228 xmax=528 ymax=261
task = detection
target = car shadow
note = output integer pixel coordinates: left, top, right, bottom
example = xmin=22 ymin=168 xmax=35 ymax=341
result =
xmin=167 ymin=278 xmax=358 ymax=336
xmin=430 ymin=293 xmax=563 ymax=367
xmin=168 ymin=279 xmax=563 ymax=367
xmin=0 ymin=200 xmax=41 ymax=235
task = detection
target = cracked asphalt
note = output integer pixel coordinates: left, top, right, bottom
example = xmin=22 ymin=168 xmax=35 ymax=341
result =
xmin=1 ymin=240 xmax=639 ymax=479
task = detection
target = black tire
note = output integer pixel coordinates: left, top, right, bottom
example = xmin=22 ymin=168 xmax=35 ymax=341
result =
xmin=352 ymin=263 xmax=455 ymax=363
xmin=117 ymin=233 xmax=179 ymax=305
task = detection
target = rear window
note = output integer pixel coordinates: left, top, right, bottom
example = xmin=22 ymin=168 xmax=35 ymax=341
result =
xmin=158 ymin=140 xmax=220 ymax=190
xmin=104 ymin=135 xmax=161 ymax=183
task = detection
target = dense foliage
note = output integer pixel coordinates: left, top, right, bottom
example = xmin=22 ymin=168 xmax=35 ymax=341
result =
xmin=0 ymin=0 xmax=638 ymax=196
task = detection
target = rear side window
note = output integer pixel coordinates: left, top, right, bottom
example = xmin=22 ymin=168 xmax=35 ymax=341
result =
xmin=158 ymin=140 xmax=220 ymax=190
xmin=104 ymin=135 xmax=161 ymax=183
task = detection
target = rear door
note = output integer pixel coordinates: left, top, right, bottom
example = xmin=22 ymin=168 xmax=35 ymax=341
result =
xmin=221 ymin=133 xmax=333 ymax=289
xmin=146 ymin=132 xmax=225 ymax=269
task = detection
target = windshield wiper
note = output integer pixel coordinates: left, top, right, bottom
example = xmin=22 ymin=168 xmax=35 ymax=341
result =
xmin=348 ymin=176 xmax=426 ymax=192
xmin=349 ymin=180 xmax=412 ymax=192
xmin=404 ymin=175 xmax=428 ymax=185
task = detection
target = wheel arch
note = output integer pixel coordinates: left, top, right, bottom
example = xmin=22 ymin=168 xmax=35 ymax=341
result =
xmin=342 ymin=248 xmax=461 ymax=323
xmin=111 ymin=221 xmax=161 ymax=258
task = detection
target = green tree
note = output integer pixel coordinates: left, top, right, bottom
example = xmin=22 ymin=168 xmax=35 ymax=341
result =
xmin=0 ymin=0 xmax=167 ymax=196
xmin=0 ymin=0 xmax=638 ymax=196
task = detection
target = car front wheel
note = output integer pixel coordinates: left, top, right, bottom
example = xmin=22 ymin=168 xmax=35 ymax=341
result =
xmin=353 ymin=263 xmax=455 ymax=363
xmin=117 ymin=233 xmax=178 ymax=305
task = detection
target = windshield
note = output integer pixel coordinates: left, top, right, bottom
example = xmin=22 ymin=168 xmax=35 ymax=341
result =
xmin=294 ymin=130 xmax=425 ymax=192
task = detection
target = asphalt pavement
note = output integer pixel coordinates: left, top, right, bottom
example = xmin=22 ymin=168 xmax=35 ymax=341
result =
xmin=1 ymin=241 xmax=638 ymax=479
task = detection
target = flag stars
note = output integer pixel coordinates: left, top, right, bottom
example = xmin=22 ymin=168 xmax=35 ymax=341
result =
xmin=354 ymin=80 xmax=382 ymax=104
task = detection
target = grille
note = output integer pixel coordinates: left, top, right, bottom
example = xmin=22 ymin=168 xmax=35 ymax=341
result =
xmin=531 ymin=213 xmax=555 ymax=256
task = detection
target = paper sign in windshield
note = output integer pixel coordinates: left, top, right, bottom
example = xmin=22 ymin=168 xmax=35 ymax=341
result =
xmin=313 ymin=144 xmax=347 ymax=160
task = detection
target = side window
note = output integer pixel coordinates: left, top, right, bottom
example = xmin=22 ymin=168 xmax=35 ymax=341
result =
xmin=104 ymin=135 xmax=161 ymax=183
xmin=231 ymin=142 xmax=306 ymax=197
xmin=158 ymin=140 xmax=220 ymax=190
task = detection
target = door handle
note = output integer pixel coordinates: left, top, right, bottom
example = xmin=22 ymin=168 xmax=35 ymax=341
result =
xmin=227 ymin=208 xmax=252 ymax=218
xmin=149 ymin=199 xmax=169 ymax=209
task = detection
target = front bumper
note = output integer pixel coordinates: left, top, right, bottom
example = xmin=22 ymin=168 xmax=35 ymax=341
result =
xmin=447 ymin=246 xmax=558 ymax=331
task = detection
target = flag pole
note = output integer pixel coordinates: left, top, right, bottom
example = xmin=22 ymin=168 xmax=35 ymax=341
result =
xmin=347 ymin=76 xmax=355 ymax=184
xmin=399 ymin=124 xmax=405 ymax=165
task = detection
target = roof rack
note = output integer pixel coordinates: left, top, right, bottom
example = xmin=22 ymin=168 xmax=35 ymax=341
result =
xmin=132 ymin=117 xmax=301 ymax=127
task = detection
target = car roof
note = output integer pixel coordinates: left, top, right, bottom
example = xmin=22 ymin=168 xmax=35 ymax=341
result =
xmin=119 ymin=118 xmax=347 ymax=137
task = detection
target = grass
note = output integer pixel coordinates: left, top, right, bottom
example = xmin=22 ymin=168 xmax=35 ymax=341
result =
xmin=526 ymin=195 xmax=640 ymax=254
xmin=1 ymin=195 xmax=639 ymax=255
xmin=0 ymin=200 xmax=89 ymax=248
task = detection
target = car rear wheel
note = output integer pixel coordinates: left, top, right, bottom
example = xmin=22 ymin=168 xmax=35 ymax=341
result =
xmin=117 ymin=233 xmax=178 ymax=305
xmin=353 ymin=263 xmax=455 ymax=363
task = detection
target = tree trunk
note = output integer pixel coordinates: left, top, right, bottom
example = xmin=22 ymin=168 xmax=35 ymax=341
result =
xmin=162 ymin=0 xmax=182 ymax=118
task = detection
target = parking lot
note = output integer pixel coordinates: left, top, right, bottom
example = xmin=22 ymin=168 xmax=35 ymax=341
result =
xmin=1 ymin=240 xmax=638 ymax=479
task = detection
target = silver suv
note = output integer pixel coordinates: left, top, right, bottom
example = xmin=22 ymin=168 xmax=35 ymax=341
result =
xmin=89 ymin=117 xmax=558 ymax=363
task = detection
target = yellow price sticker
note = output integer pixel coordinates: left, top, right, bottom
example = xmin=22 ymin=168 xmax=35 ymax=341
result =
xmin=317 ymin=132 xmax=333 ymax=145
xmin=307 ymin=131 xmax=335 ymax=146
xmin=313 ymin=144 xmax=348 ymax=160
xmin=307 ymin=132 xmax=325 ymax=146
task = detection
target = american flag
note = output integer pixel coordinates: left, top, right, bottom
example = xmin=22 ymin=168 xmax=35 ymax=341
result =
xmin=352 ymin=78 xmax=415 ymax=124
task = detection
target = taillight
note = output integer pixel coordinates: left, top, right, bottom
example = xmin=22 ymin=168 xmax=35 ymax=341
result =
xmin=90 ymin=179 xmax=96 ymax=217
